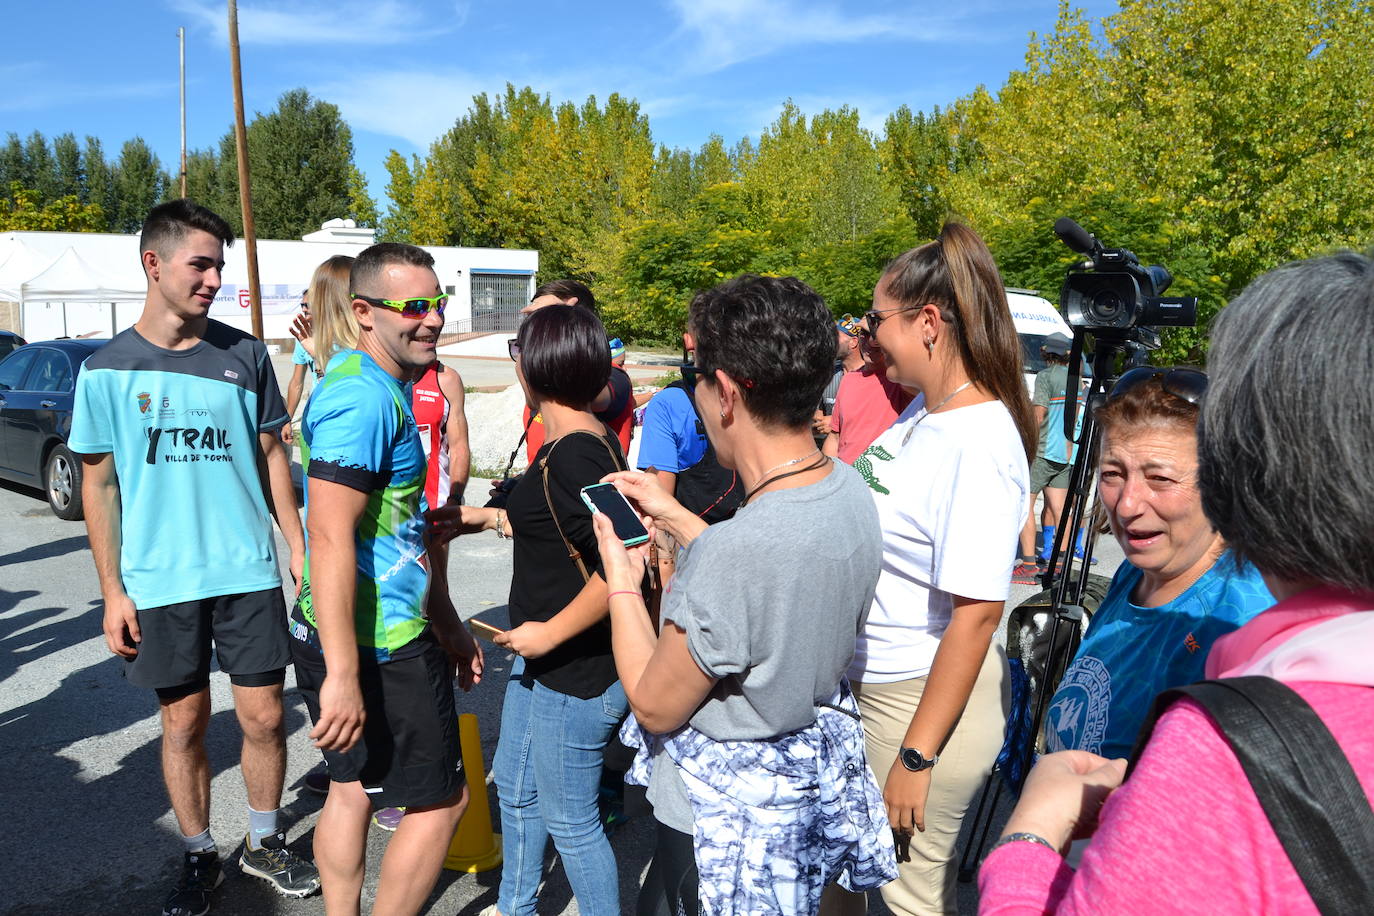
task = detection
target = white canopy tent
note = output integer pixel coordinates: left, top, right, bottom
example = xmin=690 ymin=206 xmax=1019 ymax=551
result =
xmin=20 ymin=247 xmax=145 ymax=340
xmin=0 ymin=239 xmax=55 ymax=302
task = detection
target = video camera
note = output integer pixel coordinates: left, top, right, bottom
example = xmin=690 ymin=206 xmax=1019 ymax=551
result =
xmin=1054 ymin=218 xmax=1198 ymax=337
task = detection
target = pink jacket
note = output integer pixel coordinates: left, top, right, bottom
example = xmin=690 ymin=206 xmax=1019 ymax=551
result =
xmin=978 ymin=589 xmax=1374 ymax=915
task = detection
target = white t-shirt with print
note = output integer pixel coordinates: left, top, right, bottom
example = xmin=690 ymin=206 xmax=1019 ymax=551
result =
xmin=847 ymin=396 xmax=1030 ymax=683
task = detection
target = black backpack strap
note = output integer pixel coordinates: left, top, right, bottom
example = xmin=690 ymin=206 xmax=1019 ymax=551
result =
xmin=1129 ymin=677 xmax=1374 ymax=916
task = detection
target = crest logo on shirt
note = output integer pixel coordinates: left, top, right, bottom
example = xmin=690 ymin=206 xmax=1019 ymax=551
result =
xmin=1183 ymin=632 xmax=1201 ymax=654
xmin=136 ymin=392 xmax=151 ymax=414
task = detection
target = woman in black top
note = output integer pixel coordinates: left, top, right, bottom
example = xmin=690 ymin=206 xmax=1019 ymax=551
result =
xmin=442 ymin=304 xmax=627 ymax=916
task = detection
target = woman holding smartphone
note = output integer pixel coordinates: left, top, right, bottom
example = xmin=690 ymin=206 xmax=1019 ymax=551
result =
xmin=440 ymin=304 xmax=628 ymax=916
xmin=594 ymin=275 xmax=896 ymax=915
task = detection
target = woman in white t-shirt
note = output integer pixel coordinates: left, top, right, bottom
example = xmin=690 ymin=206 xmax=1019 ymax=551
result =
xmin=824 ymin=223 xmax=1036 ymax=915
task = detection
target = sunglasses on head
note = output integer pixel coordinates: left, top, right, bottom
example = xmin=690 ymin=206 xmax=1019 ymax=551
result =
xmin=1107 ymin=366 xmax=1209 ymax=406
xmin=353 ymin=293 xmax=448 ymax=319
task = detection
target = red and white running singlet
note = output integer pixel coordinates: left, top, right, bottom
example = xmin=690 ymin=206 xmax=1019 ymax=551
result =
xmin=412 ymin=364 xmax=451 ymax=510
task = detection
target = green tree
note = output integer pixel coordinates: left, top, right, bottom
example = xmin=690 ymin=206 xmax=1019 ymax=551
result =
xmin=23 ymin=132 xmax=58 ymax=202
xmin=110 ymin=138 xmax=169 ymax=233
xmin=52 ymin=133 xmax=83 ymax=201
xmin=379 ymin=150 xmax=416 ymax=242
xmin=82 ymin=136 xmax=113 ymax=222
xmin=345 ymin=164 xmax=379 ymax=228
xmin=0 ymin=182 xmax=105 ymax=231
xmin=0 ymin=134 xmax=25 ymax=198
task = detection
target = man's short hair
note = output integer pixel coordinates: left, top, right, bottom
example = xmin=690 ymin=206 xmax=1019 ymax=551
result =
xmin=350 ymin=243 xmax=436 ymax=296
xmin=139 ymin=199 xmax=234 ymax=265
xmin=533 ymin=279 xmax=596 ymax=312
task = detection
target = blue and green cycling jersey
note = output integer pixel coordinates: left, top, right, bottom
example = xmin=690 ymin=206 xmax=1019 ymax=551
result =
xmin=296 ymin=350 xmax=429 ymax=662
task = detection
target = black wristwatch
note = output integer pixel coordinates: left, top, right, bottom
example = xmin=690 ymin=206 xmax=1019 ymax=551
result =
xmin=899 ymin=746 xmax=939 ymax=772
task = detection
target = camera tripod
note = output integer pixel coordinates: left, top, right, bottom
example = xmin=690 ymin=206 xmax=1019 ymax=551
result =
xmin=956 ymin=328 xmax=1152 ymax=881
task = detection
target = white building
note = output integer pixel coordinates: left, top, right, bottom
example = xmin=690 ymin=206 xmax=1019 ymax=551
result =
xmin=0 ymin=219 xmax=538 ymax=342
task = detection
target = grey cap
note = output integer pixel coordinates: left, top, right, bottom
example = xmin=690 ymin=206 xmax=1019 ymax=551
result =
xmin=1041 ymin=333 xmax=1072 ymax=356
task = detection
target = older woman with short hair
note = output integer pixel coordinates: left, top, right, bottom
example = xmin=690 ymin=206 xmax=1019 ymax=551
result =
xmin=978 ymin=250 xmax=1374 ymax=913
xmin=595 ymin=274 xmax=896 ymax=915
xmin=1044 ymin=367 xmax=1272 ymax=761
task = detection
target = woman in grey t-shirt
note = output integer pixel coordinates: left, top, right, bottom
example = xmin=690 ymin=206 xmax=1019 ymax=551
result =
xmin=594 ymin=275 xmax=896 ymax=915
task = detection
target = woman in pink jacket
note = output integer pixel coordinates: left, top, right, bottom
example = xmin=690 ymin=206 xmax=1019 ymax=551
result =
xmin=978 ymin=250 xmax=1374 ymax=914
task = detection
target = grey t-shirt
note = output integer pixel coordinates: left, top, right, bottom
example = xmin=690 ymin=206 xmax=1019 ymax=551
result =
xmin=646 ymin=461 xmax=882 ymax=833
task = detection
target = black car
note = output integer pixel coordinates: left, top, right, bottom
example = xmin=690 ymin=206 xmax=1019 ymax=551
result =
xmin=0 ymin=338 xmax=107 ymax=519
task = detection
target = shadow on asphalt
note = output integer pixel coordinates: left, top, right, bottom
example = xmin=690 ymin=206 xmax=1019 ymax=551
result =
xmin=0 ymin=534 xmax=89 ymax=568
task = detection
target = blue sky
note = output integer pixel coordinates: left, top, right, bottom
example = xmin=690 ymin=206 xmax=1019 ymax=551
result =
xmin=4 ymin=0 xmax=1119 ymax=210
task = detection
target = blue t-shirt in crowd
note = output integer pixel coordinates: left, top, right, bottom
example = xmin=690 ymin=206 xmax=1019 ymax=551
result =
xmin=1046 ymin=550 xmax=1272 ymax=759
xmin=68 ymin=321 xmax=289 ymax=608
xmin=637 ymin=384 xmax=707 ymax=473
xmin=294 ymin=349 xmax=430 ymax=662
xmin=291 ymin=339 xmax=316 ymax=372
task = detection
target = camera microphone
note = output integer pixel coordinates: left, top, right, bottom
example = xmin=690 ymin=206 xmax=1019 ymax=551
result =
xmin=1054 ymin=218 xmax=1099 ymax=256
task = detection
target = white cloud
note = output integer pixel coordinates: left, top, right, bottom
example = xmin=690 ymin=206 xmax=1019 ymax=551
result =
xmin=666 ymin=0 xmax=970 ymax=72
xmin=312 ymin=69 xmax=492 ymax=148
xmin=167 ymin=0 xmax=468 ymax=47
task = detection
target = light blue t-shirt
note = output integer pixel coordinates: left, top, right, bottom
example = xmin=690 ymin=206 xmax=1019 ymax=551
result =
xmin=1047 ymin=550 xmax=1273 ymax=759
xmin=291 ymin=340 xmax=316 ymax=372
xmin=293 ymin=350 xmax=430 ymax=662
xmin=68 ymin=322 xmax=288 ymax=608
xmin=1034 ymin=364 xmax=1086 ymax=464
xmin=636 ymin=384 xmax=707 ymax=473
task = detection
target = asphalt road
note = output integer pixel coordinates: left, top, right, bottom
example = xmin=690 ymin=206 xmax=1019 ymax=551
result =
xmin=0 ymin=436 xmax=1124 ymax=915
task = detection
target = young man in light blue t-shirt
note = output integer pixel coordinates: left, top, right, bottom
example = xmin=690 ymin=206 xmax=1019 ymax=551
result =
xmin=70 ymin=199 xmax=318 ymax=915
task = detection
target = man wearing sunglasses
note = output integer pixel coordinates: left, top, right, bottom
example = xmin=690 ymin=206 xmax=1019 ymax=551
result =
xmin=289 ymin=242 xmax=482 ymax=914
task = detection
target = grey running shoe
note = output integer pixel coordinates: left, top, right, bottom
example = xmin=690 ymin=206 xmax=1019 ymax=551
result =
xmin=239 ymin=832 xmax=321 ymax=898
xmin=163 ymin=850 xmax=223 ymax=916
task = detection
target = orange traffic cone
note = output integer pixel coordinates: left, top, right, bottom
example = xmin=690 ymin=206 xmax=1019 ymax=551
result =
xmin=444 ymin=712 xmax=503 ymax=872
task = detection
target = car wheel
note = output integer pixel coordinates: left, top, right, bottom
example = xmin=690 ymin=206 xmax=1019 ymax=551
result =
xmin=46 ymin=444 xmax=84 ymax=520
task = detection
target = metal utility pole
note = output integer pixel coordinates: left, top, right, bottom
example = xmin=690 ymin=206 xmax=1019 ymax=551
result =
xmin=227 ymin=0 xmax=264 ymax=339
xmin=178 ymin=27 xmax=187 ymax=198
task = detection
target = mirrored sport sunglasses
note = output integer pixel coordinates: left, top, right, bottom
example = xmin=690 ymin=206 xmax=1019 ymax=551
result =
xmin=353 ymin=293 xmax=448 ymax=319
xmin=1107 ymin=366 xmax=1209 ymax=406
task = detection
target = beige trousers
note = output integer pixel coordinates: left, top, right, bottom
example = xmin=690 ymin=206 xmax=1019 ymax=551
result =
xmin=823 ymin=644 xmax=1009 ymax=916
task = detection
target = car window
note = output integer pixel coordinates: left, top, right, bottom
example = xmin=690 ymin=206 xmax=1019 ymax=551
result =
xmin=27 ymin=350 xmax=74 ymax=393
xmin=0 ymin=348 xmax=38 ymax=391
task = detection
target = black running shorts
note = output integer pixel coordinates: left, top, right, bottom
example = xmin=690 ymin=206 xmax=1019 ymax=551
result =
xmin=291 ymin=632 xmax=464 ymax=810
xmin=125 ymin=588 xmax=291 ymax=697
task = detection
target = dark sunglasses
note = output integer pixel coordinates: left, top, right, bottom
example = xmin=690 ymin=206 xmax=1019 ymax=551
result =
xmin=507 ymin=338 xmax=522 ymax=361
xmin=1107 ymin=366 xmax=1209 ymax=406
xmin=863 ymin=305 xmax=908 ymax=336
xmin=679 ymin=363 xmax=708 ymax=389
xmin=353 ymin=293 xmax=448 ymax=320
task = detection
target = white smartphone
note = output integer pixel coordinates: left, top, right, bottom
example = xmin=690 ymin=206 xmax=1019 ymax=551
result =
xmin=579 ymin=482 xmax=651 ymax=547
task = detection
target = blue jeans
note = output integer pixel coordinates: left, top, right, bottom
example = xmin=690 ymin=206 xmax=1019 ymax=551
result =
xmin=494 ymin=659 xmax=628 ymax=916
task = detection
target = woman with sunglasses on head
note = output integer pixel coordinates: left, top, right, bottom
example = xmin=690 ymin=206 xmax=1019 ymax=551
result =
xmin=439 ymin=304 xmax=630 ymax=916
xmin=822 ymin=223 xmax=1035 ymax=916
xmin=979 ymin=251 xmax=1374 ymax=915
xmin=592 ymin=275 xmax=896 ymax=915
xmin=1041 ymin=367 xmax=1270 ymax=766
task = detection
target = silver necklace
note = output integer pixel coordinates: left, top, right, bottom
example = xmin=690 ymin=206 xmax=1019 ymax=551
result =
xmin=756 ymin=447 xmax=820 ymax=481
xmin=903 ymin=380 xmax=975 ymax=445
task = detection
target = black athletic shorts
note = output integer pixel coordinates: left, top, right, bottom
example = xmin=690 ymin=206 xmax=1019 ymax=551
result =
xmin=125 ymin=588 xmax=291 ymax=698
xmin=291 ymin=630 xmax=464 ymax=810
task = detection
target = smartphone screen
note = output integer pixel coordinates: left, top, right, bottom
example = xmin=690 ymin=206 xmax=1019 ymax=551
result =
xmin=580 ymin=483 xmax=650 ymax=546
